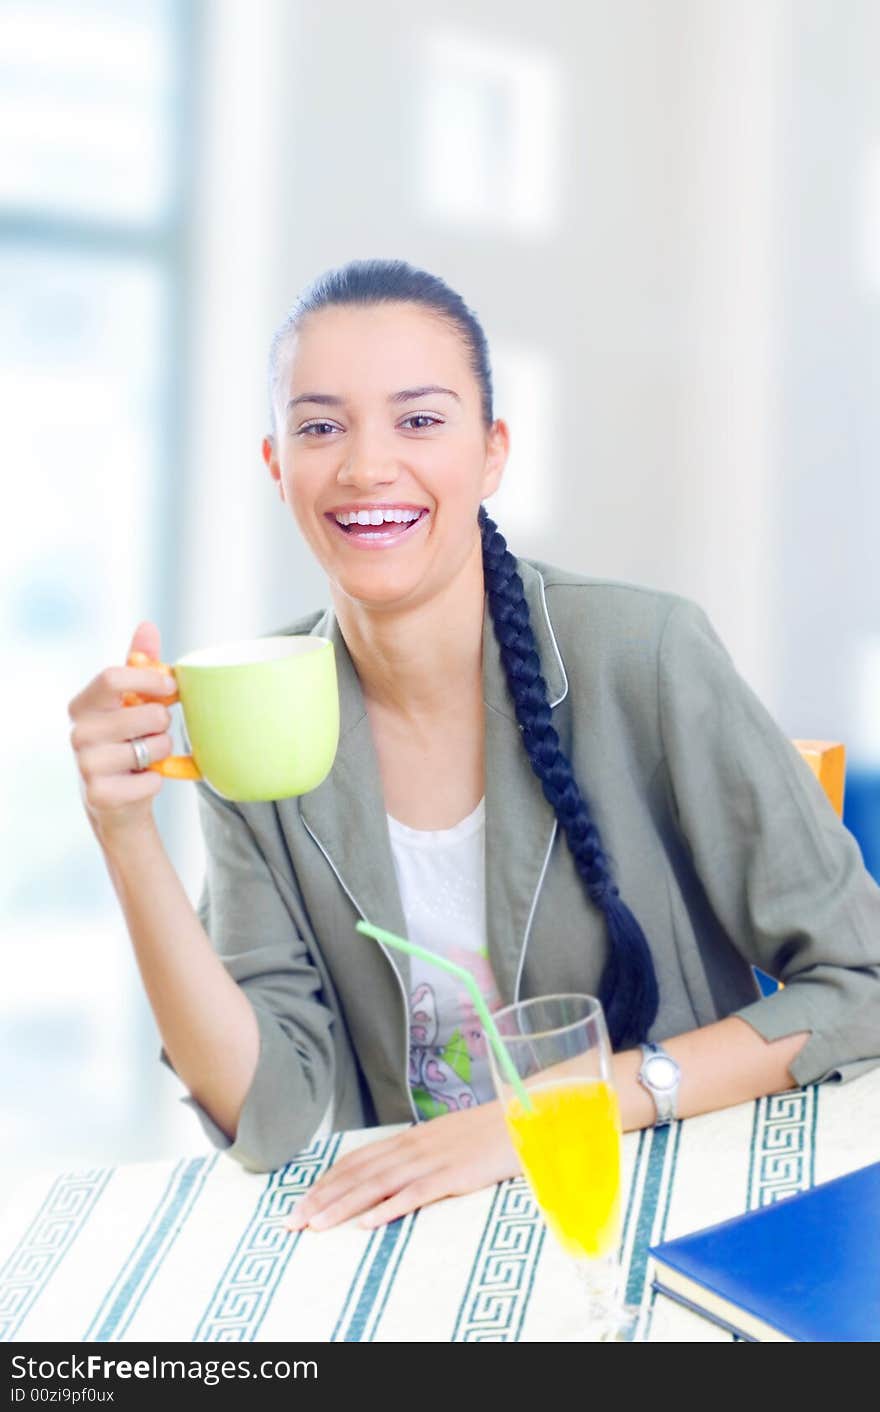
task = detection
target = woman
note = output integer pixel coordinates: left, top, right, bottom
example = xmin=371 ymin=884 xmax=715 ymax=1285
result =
xmin=69 ymin=258 xmax=880 ymax=1234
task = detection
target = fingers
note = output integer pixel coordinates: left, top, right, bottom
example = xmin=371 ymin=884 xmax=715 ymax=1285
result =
xmin=287 ymin=1134 xmax=420 ymax=1231
xmin=77 ymin=731 xmax=172 ymax=806
xmin=78 ymin=731 xmax=174 ymax=787
xmin=358 ymin=1178 xmax=443 ymax=1229
xmin=69 ymin=642 xmax=178 ymax=841
xmin=292 ymin=1159 xmax=429 ymax=1232
xmin=128 ymin=620 xmax=162 ymax=661
xmin=67 ymin=664 xmax=176 ymax=719
xmin=124 ymin=651 xmax=178 ymax=705
xmin=70 ymin=701 xmax=172 ymax=751
xmin=285 ymin=1104 xmax=521 ymax=1235
xmin=71 ymin=700 xmax=173 ymax=795
xmin=70 ymin=698 xmax=172 ymax=821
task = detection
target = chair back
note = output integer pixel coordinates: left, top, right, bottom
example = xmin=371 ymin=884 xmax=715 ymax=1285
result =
xmin=792 ymin=740 xmax=846 ymax=816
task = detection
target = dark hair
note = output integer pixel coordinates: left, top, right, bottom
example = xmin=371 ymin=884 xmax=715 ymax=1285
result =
xmin=268 ymin=258 xmax=494 ymax=432
xmin=269 ymin=258 xmax=659 ymax=1050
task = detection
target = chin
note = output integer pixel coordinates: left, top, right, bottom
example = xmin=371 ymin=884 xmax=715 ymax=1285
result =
xmin=331 ymin=554 xmax=443 ymax=609
xmin=334 ymin=572 xmax=424 ymax=609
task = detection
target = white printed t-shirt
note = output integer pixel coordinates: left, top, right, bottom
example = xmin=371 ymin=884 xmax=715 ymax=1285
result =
xmin=386 ymin=798 xmax=503 ymax=1120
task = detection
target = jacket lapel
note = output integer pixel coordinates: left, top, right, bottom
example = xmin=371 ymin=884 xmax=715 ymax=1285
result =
xmin=295 ymin=558 xmax=569 ymax=1012
xmin=296 ymin=605 xmax=413 ymax=995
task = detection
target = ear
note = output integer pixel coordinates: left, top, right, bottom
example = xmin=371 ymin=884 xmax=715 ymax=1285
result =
xmin=481 ymin=418 xmax=510 ymax=499
xmin=262 ymin=435 xmax=285 ymax=500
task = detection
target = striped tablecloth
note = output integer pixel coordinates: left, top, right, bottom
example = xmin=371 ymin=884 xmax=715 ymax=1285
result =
xmin=3 ymin=1069 xmax=879 ymax=1343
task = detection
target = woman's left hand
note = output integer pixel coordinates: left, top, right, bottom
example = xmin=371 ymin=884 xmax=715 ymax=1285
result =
xmin=285 ymin=1099 xmax=520 ymax=1232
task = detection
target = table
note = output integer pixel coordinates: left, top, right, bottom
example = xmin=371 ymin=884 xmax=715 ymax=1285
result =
xmin=3 ymin=1069 xmax=879 ymax=1343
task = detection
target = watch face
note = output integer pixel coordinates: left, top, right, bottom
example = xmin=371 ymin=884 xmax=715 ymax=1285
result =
xmin=645 ymin=1055 xmax=678 ymax=1091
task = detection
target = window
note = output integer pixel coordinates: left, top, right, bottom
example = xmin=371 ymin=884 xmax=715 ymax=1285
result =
xmin=0 ymin=0 xmax=195 ymax=1179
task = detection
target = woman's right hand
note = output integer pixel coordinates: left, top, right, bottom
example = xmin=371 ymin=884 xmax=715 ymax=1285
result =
xmin=68 ymin=620 xmax=179 ymax=848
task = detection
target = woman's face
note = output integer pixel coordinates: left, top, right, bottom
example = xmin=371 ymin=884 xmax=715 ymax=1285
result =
xmin=262 ymin=301 xmax=508 ymax=612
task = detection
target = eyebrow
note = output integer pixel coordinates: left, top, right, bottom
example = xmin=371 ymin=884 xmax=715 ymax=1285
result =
xmin=286 ymin=385 xmax=461 ymax=412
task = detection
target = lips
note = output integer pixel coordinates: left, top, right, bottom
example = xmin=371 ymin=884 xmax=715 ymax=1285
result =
xmin=325 ymin=508 xmax=430 ymax=550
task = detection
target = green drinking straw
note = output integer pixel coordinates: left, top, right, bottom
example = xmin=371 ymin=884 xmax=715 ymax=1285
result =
xmin=355 ymin=919 xmax=534 ymax=1113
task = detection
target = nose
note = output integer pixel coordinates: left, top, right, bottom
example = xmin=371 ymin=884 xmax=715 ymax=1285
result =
xmin=336 ymin=433 xmax=400 ymax=491
xmin=336 ymin=460 xmax=398 ymax=492
xmin=337 ymin=465 xmax=395 ymax=490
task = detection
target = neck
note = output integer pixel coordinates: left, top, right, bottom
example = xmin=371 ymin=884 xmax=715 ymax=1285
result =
xmin=330 ymin=535 xmax=486 ymax=725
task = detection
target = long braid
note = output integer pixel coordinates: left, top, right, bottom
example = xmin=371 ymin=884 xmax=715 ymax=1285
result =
xmin=479 ymin=504 xmax=660 ymax=1050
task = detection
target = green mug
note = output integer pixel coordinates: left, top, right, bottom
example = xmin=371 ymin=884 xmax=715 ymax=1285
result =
xmin=124 ymin=637 xmax=339 ymax=802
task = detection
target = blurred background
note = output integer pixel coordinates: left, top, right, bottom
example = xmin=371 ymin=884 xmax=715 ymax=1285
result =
xmin=2 ymin=0 xmax=879 ymax=1193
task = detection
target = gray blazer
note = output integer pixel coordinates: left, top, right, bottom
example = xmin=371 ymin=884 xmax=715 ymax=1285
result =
xmin=168 ymin=556 xmax=880 ymax=1172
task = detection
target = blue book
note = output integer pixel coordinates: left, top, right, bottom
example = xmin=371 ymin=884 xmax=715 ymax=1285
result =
xmin=649 ymin=1161 xmax=880 ymax=1342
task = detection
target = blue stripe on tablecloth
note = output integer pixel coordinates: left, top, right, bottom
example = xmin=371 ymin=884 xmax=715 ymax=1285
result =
xmin=452 ymin=1179 xmax=545 ymax=1342
xmin=82 ymin=1161 xmax=184 ymax=1341
xmin=84 ymin=1156 xmax=216 ymax=1342
xmin=330 ymin=1224 xmax=379 ymax=1340
xmin=638 ymin=1119 xmax=682 ymax=1340
xmin=624 ymin=1125 xmax=670 ymax=1307
xmin=621 ymin=1127 xmax=647 ymax=1260
xmin=365 ymin=1212 xmax=418 ymax=1341
xmin=331 ymin=1212 xmax=417 ymax=1342
xmin=0 ymin=1168 xmax=115 ymax=1341
xmin=617 ymin=1127 xmax=649 ymax=1300
xmin=624 ymin=1120 xmax=682 ymax=1340
xmin=194 ymin=1133 xmax=344 ymax=1343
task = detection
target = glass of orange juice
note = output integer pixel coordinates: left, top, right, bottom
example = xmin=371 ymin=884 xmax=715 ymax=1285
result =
xmin=486 ymin=993 xmax=631 ymax=1340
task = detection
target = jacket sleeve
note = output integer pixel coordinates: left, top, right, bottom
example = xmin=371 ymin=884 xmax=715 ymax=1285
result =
xmin=160 ymin=779 xmax=335 ymax=1172
xmin=657 ymin=597 xmax=880 ymax=1086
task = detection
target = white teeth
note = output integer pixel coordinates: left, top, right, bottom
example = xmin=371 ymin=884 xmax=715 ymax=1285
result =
xmin=334 ymin=508 xmax=423 ymax=526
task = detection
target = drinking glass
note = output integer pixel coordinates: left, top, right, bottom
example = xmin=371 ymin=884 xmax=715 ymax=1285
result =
xmin=486 ymin=993 xmax=632 ymax=1340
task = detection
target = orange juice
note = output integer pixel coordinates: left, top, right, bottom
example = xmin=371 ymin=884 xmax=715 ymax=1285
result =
xmin=504 ymin=1078 xmax=622 ymax=1259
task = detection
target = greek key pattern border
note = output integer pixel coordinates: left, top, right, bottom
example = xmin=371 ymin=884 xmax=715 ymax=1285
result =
xmin=452 ymin=1178 xmax=545 ymax=1342
xmin=193 ymin=1133 xmax=343 ymax=1342
xmin=0 ymin=1168 xmax=115 ymax=1341
xmin=748 ymin=1087 xmax=817 ymax=1209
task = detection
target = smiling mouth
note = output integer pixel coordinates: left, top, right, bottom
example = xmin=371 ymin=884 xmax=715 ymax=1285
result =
xmin=326 ymin=509 xmax=429 ymax=543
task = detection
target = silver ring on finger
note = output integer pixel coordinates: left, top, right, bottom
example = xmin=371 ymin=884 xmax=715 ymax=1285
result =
xmin=130 ymin=737 xmax=151 ymax=772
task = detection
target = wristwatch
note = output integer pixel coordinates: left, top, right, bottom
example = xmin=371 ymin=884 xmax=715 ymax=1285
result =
xmin=637 ymin=1042 xmax=680 ymax=1126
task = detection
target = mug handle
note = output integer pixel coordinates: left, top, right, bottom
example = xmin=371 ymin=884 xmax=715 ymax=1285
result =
xmin=123 ymin=649 xmax=202 ymax=780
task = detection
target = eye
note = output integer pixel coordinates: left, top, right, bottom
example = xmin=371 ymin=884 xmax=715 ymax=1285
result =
xmin=296 ymin=420 xmax=340 ymax=436
xmin=400 ymin=414 xmax=442 ymax=430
